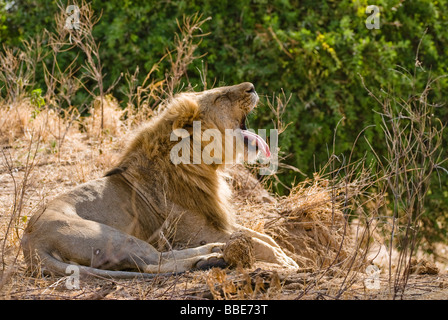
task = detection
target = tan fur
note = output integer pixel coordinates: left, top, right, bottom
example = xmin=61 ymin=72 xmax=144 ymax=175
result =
xmin=22 ymin=83 xmax=298 ymax=278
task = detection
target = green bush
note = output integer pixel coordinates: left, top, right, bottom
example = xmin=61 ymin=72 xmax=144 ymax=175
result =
xmin=1 ymin=0 xmax=447 ymax=244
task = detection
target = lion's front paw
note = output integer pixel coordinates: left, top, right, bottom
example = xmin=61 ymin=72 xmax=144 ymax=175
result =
xmin=195 ymin=242 xmax=225 ymax=255
xmin=195 ymin=253 xmax=227 ymax=270
xmin=210 ymin=243 xmax=225 ymax=253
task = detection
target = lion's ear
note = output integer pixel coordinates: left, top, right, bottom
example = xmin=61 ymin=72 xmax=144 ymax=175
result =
xmin=171 ymin=97 xmax=201 ymax=133
xmin=104 ymin=166 xmax=127 ymax=177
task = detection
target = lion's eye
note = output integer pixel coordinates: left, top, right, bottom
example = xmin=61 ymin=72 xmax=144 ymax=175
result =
xmin=214 ymin=94 xmax=230 ymax=105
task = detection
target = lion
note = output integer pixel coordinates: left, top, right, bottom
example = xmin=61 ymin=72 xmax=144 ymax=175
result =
xmin=22 ymin=82 xmax=298 ymax=279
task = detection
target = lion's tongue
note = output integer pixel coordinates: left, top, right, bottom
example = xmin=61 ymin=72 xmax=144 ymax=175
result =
xmin=241 ymin=130 xmax=271 ymax=158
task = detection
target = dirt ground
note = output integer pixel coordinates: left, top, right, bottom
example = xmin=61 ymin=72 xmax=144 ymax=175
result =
xmin=1 ymin=103 xmax=447 ymax=300
xmin=2 ymin=256 xmax=448 ymax=300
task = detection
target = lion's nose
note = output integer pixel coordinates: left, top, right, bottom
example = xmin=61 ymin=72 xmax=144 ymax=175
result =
xmin=241 ymin=82 xmax=256 ymax=94
xmin=246 ymin=85 xmax=255 ymax=94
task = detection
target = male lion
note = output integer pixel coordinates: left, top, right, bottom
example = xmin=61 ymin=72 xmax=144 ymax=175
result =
xmin=22 ymin=82 xmax=298 ymax=279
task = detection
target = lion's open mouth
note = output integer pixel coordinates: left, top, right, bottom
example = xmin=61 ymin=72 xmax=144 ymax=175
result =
xmin=239 ymin=115 xmax=271 ymax=158
xmin=239 ymin=115 xmax=248 ymax=130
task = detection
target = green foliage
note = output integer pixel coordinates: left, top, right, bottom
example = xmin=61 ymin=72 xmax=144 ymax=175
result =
xmin=30 ymin=88 xmax=45 ymax=118
xmin=1 ymin=0 xmax=447 ymax=244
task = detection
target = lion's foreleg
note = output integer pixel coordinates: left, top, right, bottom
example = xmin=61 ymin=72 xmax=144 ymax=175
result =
xmin=237 ymin=226 xmax=282 ymax=249
xmin=237 ymin=226 xmax=299 ymax=270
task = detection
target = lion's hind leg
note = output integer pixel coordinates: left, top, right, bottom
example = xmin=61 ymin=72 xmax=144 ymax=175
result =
xmin=92 ymin=241 xmax=227 ymax=274
xmin=62 ymin=220 xmax=227 ymax=273
xmin=146 ymin=249 xmax=227 ymax=273
xmin=146 ymin=243 xmax=227 ymax=273
xmin=24 ymin=214 xmax=227 ymax=276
